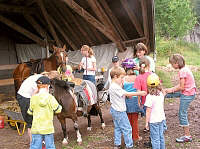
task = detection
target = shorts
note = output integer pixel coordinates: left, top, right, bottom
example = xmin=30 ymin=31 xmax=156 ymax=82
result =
xmin=16 ymin=93 xmax=33 ymax=128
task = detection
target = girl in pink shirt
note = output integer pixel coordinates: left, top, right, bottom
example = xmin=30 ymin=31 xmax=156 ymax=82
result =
xmin=134 ymin=57 xmax=152 ymax=106
xmin=165 ymin=54 xmax=196 ymax=143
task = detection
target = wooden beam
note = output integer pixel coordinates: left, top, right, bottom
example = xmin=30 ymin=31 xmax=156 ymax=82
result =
xmin=87 ymin=0 xmax=125 ymax=51
xmin=0 ymin=78 xmax=14 ymax=86
xmin=37 ymin=0 xmax=61 ymax=47
xmin=61 ymin=0 xmax=116 ymax=42
xmin=24 ymin=14 xmax=47 ymax=38
xmin=99 ymin=0 xmax=128 ymax=41
xmin=123 ymin=37 xmax=146 ymax=47
xmin=89 ymin=25 xmax=105 ymax=44
xmin=0 ymin=64 xmax=17 ymax=71
xmin=120 ymin=0 xmax=144 ymax=37
xmin=62 ymin=4 xmax=94 ymax=46
xmin=140 ymin=0 xmax=149 ymax=45
xmin=0 ymin=15 xmax=45 ymax=46
xmin=48 ymin=14 xmax=78 ymax=50
xmin=0 ymin=4 xmax=35 ymax=14
xmin=49 ymin=1 xmax=82 ymax=47
xmin=25 ymin=0 xmax=36 ymax=6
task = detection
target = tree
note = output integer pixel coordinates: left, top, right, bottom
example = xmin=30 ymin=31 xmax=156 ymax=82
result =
xmin=191 ymin=0 xmax=200 ymax=22
xmin=155 ymin=0 xmax=197 ymax=38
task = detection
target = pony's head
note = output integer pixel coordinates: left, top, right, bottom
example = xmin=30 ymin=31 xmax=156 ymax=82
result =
xmin=52 ymin=45 xmax=68 ymax=66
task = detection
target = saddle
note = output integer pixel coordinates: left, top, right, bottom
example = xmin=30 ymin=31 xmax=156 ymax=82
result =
xmin=26 ymin=59 xmax=44 ymax=75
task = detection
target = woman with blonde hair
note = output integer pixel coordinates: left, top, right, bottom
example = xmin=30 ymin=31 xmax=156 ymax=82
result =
xmin=79 ymin=45 xmax=96 ymax=84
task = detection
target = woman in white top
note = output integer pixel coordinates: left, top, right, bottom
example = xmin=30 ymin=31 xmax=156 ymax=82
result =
xmin=79 ymin=45 xmax=96 ymax=84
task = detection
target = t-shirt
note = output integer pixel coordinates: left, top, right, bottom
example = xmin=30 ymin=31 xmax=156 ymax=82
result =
xmin=109 ymin=82 xmax=127 ymax=111
xmin=144 ymin=92 xmax=166 ymax=123
xmin=28 ymin=91 xmax=62 ymax=134
xmin=81 ymin=56 xmax=96 ymax=75
xmin=179 ymin=66 xmax=196 ymax=96
xmin=134 ymin=72 xmax=152 ymax=104
xmin=17 ymin=74 xmax=43 ymax=98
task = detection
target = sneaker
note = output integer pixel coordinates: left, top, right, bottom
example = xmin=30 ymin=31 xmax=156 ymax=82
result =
xmin=144 ymin=141 xmax=152 ymax=148
xmin=176 ymin=136 xmax=192 ymax=143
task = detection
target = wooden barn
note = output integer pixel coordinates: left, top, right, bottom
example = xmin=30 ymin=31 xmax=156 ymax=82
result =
xmin=0 ymin=0 xmax=155 ymax=95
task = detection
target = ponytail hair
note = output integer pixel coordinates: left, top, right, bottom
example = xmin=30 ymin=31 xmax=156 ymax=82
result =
xmin=81 ymin=45 xmax=94 ymax=57
xmin=139 ymin=57 xmax=150 ymax=74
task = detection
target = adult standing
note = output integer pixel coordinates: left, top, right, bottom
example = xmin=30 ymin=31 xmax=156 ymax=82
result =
xmin=16 ymin=73 xmax=43 ymax=142
xmin=79 ymin=45 xmax=96 ymax=84
xmin=104 ymin=56 xmax=120 ymax=90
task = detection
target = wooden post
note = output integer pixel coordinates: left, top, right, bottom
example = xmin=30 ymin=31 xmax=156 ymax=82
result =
xmin=0 ymin=15 xmax=45 ymax=47
xmin=37 ymin=0 xmax=62 ymax=47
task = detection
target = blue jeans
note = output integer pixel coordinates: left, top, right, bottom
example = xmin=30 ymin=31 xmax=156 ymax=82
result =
xmin=30 ymin=134 xmax=56 ymax=149
xmin=165 ymin=92 xmax=195 ymax=126
xmin=150 ymin=120 xmax=167 ymax=149
xmin=110 ymin=107 xmax=133 ymax=148
xmin=83 ymin=75 xmax=96 ymax=84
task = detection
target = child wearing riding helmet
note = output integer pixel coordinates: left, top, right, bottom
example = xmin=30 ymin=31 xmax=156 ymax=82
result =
xmin=57 ymin=55 xmax=74 ymax=82
xmin=122 ymin=58 xmax=144 ymax=142
xmin=133 ymin=42 xmax=155 ymax=75
xmin=145 ymin=73 xmax=167 ymax=149
xmin=165 ymin=54 xmax=196 ymax=143
xmin=28 ymin=76 xmax=62 ymax=149
xmin=79 ymin=45 xmax=96 ymax=84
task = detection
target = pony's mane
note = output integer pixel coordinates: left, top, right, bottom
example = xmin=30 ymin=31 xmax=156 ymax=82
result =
xmin=52 ymin=79 xmax=70 ymax=91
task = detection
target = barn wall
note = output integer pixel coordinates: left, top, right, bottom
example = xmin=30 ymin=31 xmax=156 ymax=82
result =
xmin=0 ymin=35 xmax=17 ymax=95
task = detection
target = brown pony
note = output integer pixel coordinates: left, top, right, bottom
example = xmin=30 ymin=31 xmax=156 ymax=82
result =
xmin=13 ymin=45 xmax=67 ymax=94
xmin=50 ymin=78 xmax=105 ymax=145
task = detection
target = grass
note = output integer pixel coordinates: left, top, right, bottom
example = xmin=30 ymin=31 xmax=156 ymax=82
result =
xmin=155 ymin=38 xmax=200 ymax=87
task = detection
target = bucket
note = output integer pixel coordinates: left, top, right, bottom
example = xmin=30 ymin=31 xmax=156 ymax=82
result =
xmin=0 ymin=115 xmax=4 ymax=129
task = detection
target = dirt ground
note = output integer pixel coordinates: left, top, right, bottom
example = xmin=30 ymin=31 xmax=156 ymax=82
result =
xmin=0 ymin=76 xmax=200 ymax=149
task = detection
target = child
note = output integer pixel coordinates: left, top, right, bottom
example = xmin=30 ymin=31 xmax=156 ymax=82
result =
xmin=145 ymin=73 xmax=167 ymax=149
xmin=134 ymin=57 xmax=152 ymax=147
xmin=28 ymin=76 xmax=62 ymax=149
xmin=133 ymin=42 xmax=155 ymax=75
xmin=109 ymin=66 xmax=146 ymax=149
xmin=165 ymin=54 xmax=196 ymax=143
xmin=134 ymin=57 xmax=152 ymax=109
xmin=122 ymin=58 xmax=143 ymax=142
xmin=79 ymin=45 xmax=96 ymax=84
xmin=104 ymin=55 xmax=120 ymax=89
xmin=57 ymin=56 xmax=74 ymax=81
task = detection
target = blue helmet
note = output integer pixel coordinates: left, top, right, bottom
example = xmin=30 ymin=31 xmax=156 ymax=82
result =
xmin=122 ymin=58 xmax=136 ymax=69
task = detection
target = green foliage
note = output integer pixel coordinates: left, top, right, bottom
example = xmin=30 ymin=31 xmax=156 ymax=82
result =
xmin=155 ymin=0 xmax=197 ymax=38
xmin=191 ymin=0 xmax=200 ymax=22
xmin=156 ymin=69 xmax=173 ymax=88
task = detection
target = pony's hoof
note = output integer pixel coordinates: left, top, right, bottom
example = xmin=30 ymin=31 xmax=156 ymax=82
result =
xmin=87 ymin=127 xmax=92 ymax=131
xmin=101 ymin=123 xmax=106 ymax=129
xmin=62 ymin=138 xmax=68 ymax=146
